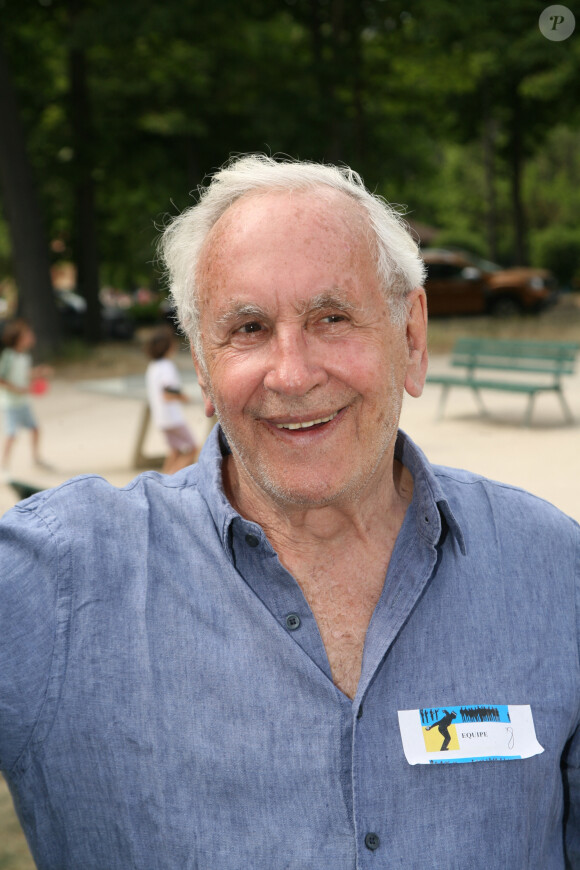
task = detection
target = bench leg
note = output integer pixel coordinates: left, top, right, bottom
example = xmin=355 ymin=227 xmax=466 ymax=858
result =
xmin=472 ymin=388 xmax=488 ymax=417
xmin=557 ymin=389 xmax=575 ymax=425
xmin=436 ymin=385 xmax=450 ymax=421
xmin=522 ymin=393 xmax=535 ymax=427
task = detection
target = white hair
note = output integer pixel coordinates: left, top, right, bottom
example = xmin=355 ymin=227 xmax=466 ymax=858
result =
xmin=158 ymin=154 xmax=425 ymax=361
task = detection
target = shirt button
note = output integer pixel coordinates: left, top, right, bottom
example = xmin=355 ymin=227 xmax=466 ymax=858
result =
xmin=285 ymin=613 xmax=301 ymax=631
xmin=365 ymin=832 xmax=380 ymax=851
xmin=245 ymin=533 xmax=260 ymax=547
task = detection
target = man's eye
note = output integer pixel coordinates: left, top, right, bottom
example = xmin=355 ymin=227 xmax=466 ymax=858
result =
xmin=237 ymin=321 xmax=263 ymax=334
xmin=320 ymin=314 xmax=347 ymax=324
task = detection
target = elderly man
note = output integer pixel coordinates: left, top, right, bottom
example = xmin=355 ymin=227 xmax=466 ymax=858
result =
xmin=1 ymin=155 xmax=579 ymax=868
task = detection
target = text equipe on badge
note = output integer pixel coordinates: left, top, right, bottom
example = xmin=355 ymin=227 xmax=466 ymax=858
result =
xmin=397 ymin=704 xmax=544 ymax=766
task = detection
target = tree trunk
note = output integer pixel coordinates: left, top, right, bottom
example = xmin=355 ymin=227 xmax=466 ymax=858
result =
xmin=0 ymin=42 xmax=61 ymax=356
xmin=509 ymin=87 xmax=528 ymax=265
xmin=481 ymin=83 xmax=498 ymax=263
xmin=307 ymin=0 xmax=342 ymax=162
xmin=350 ymin=2 xmax=365 ymax=165
xmin=68 ymin=0 xmax=102 ymax=342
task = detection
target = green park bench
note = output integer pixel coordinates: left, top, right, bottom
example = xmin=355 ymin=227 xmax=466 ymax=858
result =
xmin=426 ymin=337 xmax=579 ymax=426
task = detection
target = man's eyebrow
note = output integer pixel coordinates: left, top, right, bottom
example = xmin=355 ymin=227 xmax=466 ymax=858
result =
xmin=215 ymin=302 xmax=268 ymax=327
xmin=214 ymin=292 xmax=359 ymax=326
xmin=295 ymin=292 xmax=359 ymax=316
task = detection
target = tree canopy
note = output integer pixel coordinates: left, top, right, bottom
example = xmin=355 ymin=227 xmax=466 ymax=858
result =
xmin=1 ymin=0 xmax=579 ymax=350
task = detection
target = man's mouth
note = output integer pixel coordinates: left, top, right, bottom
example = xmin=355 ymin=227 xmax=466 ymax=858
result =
xmin=274 ymin=411 xmax=340 ymax=431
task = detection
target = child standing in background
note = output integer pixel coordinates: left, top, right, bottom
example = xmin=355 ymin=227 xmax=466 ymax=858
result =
xmin=0 ymin=318 xmax=52 ymax=473
xmin=145 ymin=326 xmax=200 ymax=474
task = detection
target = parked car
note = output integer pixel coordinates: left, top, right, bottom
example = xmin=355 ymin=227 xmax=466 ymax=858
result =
xmin=421 ymin=249 xmax=558 ymax=316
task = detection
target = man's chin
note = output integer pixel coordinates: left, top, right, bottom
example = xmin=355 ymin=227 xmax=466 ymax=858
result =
xmin=253 ymin=469 xmax=361 ymax=510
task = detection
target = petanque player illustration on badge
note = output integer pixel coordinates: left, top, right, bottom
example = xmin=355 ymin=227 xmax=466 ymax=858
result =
xmin=425 ymin=709 xmax=458 ymax=751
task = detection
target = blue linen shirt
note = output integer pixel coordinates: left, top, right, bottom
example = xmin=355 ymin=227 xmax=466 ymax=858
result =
xmin=1 ymin=426 xmax=579 ymax=869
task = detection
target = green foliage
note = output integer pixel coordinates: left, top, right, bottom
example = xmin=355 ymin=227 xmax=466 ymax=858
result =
xmin=0 ymin=0 xmax=579 ymax=297
xmin=0 ymin=210 xmax=11 ymax=273
xmin=430 ymin=230 xmax=488 ymax=259
xmin=526 ymin=126 xmax=580 ymax=286
xmin=531 ymin=226 xmax=580 ymax=287
xmin=525 ymin=126 xmax=580 ymax=229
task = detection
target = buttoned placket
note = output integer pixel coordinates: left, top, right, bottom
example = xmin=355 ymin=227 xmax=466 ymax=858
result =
xmin=227 ymin=496 xmax=449 ymax=865
xmin=229 ymin=516 xmax=334 ymax=682
xmin=228 ymin=515 xmax=358 ymax=842
xmin=351 ymin=493 xmax=451 ymax=865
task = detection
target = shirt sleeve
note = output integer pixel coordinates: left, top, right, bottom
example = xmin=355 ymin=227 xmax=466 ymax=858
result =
xmin=0 ymin=503 xmax=61 ymax=774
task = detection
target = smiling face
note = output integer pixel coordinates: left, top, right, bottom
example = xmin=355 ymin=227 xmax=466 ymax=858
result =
xmin=194 ymin=188 xmax=427 ymax=512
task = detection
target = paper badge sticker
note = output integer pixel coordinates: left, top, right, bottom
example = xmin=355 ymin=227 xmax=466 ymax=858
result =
xmin=398 ymin=704 xmax=544 ymax=765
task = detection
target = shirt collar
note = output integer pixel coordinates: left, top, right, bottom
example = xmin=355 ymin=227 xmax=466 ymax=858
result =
xmin=196 ymin=424 xmax=466 ymax=556
xmin=394 ymin=430 xmax=466 ymax=555
xmin=195 ymin=424 xmax=240 ymax=545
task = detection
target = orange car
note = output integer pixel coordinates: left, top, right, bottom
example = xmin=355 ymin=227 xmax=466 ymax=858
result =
xmin=422 ymin=249 xmax=558 ymax=316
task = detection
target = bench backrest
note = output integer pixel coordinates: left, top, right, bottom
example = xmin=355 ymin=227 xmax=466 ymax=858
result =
xmin=450 ymin=338 xmax=579 ymax=378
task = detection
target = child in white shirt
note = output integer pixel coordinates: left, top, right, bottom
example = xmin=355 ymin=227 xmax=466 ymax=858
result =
xmin=145 ymin=327 xmax=199 ymax=474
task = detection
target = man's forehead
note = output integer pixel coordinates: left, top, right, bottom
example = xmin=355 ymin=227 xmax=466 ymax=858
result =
xmin=202 ymin=187 xmax=368 ymax=259
xmin=195 ymin=190 xmax=373 ymax=307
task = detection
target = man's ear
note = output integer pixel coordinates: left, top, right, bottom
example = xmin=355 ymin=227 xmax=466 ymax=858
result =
xmin=404 ymin=288 xmax=429 ymax=398
xmin=191 ymin=349 xmax=216 ymax=418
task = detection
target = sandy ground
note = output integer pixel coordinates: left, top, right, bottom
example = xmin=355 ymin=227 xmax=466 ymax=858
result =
xmin=0 ymin=347 xmax=579 ymax=521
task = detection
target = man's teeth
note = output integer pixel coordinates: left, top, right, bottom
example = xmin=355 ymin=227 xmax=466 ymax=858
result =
xmin=275 ymin=411 xmax=339 ymax=430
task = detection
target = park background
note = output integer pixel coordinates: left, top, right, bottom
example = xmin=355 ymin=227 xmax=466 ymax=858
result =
xmin=1 ymin=0 xmax=580 ymax=866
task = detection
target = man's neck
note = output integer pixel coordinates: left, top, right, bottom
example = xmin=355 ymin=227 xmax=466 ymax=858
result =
xmin=222 ymin=450 xmax=414 ymax=699
xmin=223 ymin=451 xmax=414 ymax=556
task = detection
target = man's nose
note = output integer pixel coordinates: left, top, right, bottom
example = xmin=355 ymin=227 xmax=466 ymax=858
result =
xmin=263 ymin=328 xmax=327 ymax=396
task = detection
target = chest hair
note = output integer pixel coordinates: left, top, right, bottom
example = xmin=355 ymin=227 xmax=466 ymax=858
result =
xmin=288 ymin=548 xmax=391 ymax=699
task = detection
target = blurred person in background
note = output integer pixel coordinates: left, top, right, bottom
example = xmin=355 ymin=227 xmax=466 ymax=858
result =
xmin=0 ymin=318 xmax=52 ymax=475
xmin=145 ymin=325 xmax=200 ymax=473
